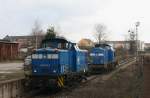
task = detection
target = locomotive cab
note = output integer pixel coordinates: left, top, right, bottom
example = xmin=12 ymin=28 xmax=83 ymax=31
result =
xmin=89 ymin=43 xmax=116 ymax=71
xmin=31 ymin=37 xmax=73 ymax=77
xmin=41 ymin=37 xmax=74 ymax=49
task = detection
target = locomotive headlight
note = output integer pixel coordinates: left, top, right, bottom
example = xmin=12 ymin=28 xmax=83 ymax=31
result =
xmin=84 ymin=69 xmax=86 ymax=73
xmin=34 ymin=70 xmax=37 ymax=72
xmin=53 ymin=70 xmax=56 ymax=73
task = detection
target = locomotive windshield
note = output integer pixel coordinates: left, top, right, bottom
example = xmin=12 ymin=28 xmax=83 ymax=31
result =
xmin=41 ymin=37 xmax=73 ymax=49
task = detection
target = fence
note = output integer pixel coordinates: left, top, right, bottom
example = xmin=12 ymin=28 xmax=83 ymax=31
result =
xmin=0 ymin=78 xmax=24 ymax=98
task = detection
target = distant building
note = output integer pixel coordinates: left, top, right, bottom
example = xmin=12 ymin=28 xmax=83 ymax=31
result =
xmin=105 ymin=40 xmax=145 ymax=51
xmin=138 ymin=40 xmax=145 ymax=51
xmin=105 ymin=41 xmax=130 ymax=49
xmin=0 ymin=40 xmax=19 ymax=61
xmin=144 ymin=43 xmax=150 ymax=51
xmin=3 ymin=35 xmax=45 ymax=58
xmin=3 ymin=35 xmax=45 ymax=49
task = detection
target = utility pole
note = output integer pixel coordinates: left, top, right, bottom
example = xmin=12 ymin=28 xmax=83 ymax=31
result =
xmin=135 ymin=21 xmax=143 ymax=78
xmin=135 ymin=21 xmax=140 ymax=62
xmin=35 ymin=35 xmax=38 ymax=49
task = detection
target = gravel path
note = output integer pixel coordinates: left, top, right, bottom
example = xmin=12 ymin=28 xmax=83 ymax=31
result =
xmin=0 ymin=62 xmax=24 ymax=81
xmin=0 ymin=62 xmax=23 ymax=72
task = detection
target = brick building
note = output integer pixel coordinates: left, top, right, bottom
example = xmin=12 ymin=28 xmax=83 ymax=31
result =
xmin=3 ymin=35 xmax=45 ymax=58
xmin=3 ymin=35 xmax=45 ymax=49
xmin=0 ymin=40 xmax=19 ymax=61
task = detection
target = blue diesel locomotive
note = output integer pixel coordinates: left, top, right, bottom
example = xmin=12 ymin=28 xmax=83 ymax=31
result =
xmin=24 ymin=37 xmax=88 ymax=88
xmin=89 ymin=44 xmax=118 ymax=71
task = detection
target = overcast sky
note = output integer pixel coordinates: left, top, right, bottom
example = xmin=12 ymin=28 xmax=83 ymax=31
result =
xmin=0 ymin=0 xmax=149 ymax=42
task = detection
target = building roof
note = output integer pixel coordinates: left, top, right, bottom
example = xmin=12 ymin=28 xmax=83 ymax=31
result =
xmin=0 ymin=39 xmax=18 ymax=44
xmin=105 ymin=40 xmax=143 ymax=43
xmin=145 ymin=43 xmax=150 ymax=45
xmin=145 ymin=43 xmax=150 ymax=47
xmin=3 ymin=35 xmax=45 ymax=42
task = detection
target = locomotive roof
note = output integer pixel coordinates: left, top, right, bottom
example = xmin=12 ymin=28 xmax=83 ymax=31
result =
xmin=34 ymin=48 xmax=68 ymax=53
xmin=95 ymin=43 xmax=111 ymax=47
xmin=42 ymin=37 xmax=72 ymax=43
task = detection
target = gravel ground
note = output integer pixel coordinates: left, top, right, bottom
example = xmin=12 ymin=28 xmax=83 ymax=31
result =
xmin=142 ymin=54 xmax=150 ymax=98
xmin=0 ymin=62 xmax=24 ymax=81
xmin=0 ymin=62 xmax=23 ymax=71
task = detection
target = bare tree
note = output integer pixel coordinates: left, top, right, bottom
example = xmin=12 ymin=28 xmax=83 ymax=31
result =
xmin=94 ymin=24 xmax=107 ymax=44
xmin=31 ymin=19 xmax=44 ymax=49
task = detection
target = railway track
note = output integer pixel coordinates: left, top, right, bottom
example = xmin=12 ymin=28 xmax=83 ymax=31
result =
xmin=118 ymin=57 xmax=136 ymax=66
xmin=81 ymin=57 xmax=136 ymax=84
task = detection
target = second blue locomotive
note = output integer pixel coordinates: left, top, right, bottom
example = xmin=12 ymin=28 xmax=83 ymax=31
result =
xmin=89 ymin=44 xmax=118 ymax=71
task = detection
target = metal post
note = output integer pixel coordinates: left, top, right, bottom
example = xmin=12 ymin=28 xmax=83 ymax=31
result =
xmin=36 ymin=35 xmax=37 ymax=49
xmin=135 ymin=22 xmax=140 ymax=63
